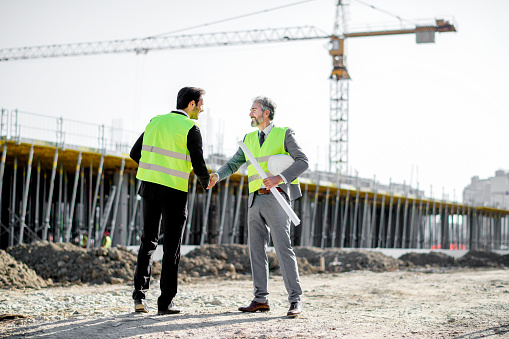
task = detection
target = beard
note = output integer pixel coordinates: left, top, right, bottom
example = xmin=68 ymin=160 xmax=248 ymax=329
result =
xmin=251 ymin=116 xmax=263 ymax=127
xmin=189 ymin=107 xmax=201 ymax=120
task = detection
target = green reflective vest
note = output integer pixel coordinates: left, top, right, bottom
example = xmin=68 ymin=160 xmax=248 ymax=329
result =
xmin=102 ymin=236 xmax=111 ymax=249
xmin=136 ymin=113 xmax=196 ymax=192
xmin=244 ymin=126 xmax=299 ymax=194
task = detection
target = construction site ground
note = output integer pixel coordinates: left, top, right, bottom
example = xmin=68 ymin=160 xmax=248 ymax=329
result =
xmin=0 ymin=242 xmax=508 ymax=338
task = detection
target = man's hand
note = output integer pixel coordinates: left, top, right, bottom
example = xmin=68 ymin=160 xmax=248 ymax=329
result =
xmin=207 ymin=173 xmax=219 ymax=189
xmin=263 ymin=175 xmax=283 ymax=190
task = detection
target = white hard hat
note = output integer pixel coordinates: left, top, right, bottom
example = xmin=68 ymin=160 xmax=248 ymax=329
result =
xmin=268 ymin=154 xmax=295 ymax=175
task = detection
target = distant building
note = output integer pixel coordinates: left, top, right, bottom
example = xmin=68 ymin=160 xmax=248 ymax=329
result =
xmin=463 ymin=170 xmax=509 ymax=209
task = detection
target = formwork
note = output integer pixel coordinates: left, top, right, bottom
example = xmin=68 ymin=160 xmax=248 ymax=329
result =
xmin=1 ymin=109 xmax=508 ymax=250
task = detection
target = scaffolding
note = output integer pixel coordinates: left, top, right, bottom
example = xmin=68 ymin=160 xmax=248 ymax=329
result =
xmin=1 ymin=108 xmax=508 ymax=251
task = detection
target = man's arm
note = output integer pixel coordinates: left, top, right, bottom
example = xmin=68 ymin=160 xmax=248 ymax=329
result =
xmin=207 ymin=143 xmax=247 ymax=189
xmin=187 ymin=125 xmax=210 ymax=188
xmin=130 ymin=132 xmax=144 ymax=164
xmin=217 ymin=146 xmax=247 ymax=180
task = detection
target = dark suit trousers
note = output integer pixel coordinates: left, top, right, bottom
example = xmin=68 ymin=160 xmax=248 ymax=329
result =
xmin=132 ymin=182 xmax=188 ymax=310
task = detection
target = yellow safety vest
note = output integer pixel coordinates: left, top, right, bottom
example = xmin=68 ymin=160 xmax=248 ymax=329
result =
xmin=136 ymin=113 xmax=196 ymax=192
xmin=102 ymin=236 xmax=112 ymax=249
xmin=244 ymin=127 xmax=299 ymax=194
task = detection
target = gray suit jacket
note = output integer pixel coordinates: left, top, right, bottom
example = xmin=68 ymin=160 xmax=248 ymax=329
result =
xmin=216 ymin=128 xmax=309 ymax=207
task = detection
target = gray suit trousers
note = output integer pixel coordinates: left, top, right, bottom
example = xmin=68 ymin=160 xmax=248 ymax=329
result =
xmin=248 ymin=192 xmax=302 ymax=303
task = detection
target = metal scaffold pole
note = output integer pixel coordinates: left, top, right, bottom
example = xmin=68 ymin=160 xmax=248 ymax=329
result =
xmin=230 ymin=176 xmax=244 ymax=245
xmin=18 ymin=144 xmax=34 ymax=244
xmin=321 ymin=187 xmax=330 ymax=248
xmin=42 ymin=147 xmax=58 ymax=240
xmin=34 ymin=158 xmax=41 ymax=235
xmin=9 ymin=156 xmax=18 ymax=247
xmin=370 ymin=177 xmax=377 ymax=248
xmin=217 ymin=176 xmax=230 ymax=245
xmin=377 ymin=193 xmax=386 ymax=248
xmin=351 ymin=180 xmax=360 ymax=247
xmin=394 ymin=197 xmax=401 ymax=248
xmin=64 ymin=152 xmax=82 ymax=243
xmin=97 ymin=185 xmax=117 ymax=248
xmin=200 ymin=187 xmax=213 ymax=246
xmin=339 ymin=188 xmax=349 ymax=248
xmin=109 ymin=158 xmax=125 ymax=243
xmin=87 ymin=155 xmax=103 ymax=248
xmin=0 ymin=142 xmax=7 ymax=240
xmin=331 ymin=178 xmax=341 ymax=247
xmin=386 ymin=181 xmax=394 ymax=248
xmin=309 ymin=175 xmax=320 ymax=247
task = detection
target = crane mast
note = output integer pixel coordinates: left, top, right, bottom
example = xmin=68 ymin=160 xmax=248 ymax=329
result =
xmin=329 ymin=0 xmax=350 ymax=175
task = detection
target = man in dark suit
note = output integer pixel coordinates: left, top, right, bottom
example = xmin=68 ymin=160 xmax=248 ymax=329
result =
xmin=130 ymin=87 xmax=210 ymax=315
xmin=207 ymin=96 xmax=308 ymax=317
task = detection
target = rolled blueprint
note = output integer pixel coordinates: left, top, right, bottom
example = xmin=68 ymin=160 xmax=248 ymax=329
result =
xmin=238 ymin=141 xmax=301 ymax=226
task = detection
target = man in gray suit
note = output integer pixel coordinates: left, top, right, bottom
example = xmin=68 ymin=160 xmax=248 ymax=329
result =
xmin=207 ymin=96 xmax=308 ymax=317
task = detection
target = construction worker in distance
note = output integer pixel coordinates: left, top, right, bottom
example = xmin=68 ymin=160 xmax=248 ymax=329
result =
xmin=81 ymin=232 xmax=88 ymax=248
xmin=102 ymin=231 xmax=112 ymax=249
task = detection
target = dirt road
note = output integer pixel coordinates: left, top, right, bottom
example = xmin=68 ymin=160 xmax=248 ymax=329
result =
xmin=1 ymin=268 xmax=508 ymax=338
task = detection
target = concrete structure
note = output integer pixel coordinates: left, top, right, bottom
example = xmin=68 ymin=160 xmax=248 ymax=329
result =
xmin=1 ymin=108 xmax=508 ymax=251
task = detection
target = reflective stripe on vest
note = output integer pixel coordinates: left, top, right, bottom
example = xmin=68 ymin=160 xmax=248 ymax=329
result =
xmin=136 ymin=113 xmax=196 ymax=192
xmin=141 ymin=144 xmax=192 ymax=162
xmin=244 ymin=127 xmax=299 ymax=194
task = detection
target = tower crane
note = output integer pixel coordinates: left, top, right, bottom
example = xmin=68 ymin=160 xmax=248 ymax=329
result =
xmin=329 ymin=0 xmax=456 ymax=174
xmin=0 ymin=2 xmax=456 ymax=175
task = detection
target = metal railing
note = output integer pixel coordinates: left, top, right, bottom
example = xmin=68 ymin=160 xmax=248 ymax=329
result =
xmin=0 ymin=108 xmax=140 ymax=154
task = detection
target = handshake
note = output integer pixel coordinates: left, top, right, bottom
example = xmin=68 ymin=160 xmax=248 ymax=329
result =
xmin=207 ymin=173 xmax=282 ymax=190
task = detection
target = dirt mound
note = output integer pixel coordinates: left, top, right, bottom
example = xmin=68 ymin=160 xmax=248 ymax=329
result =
xmin=179 ymin=244 xmax=320 ymax=278
xmin=399 ymin=252 xmax=456 ymax=267
xmin=5 ymin=241 xmax=161 ymax=286
xmin=2 ymin=242 xmax=508 ymax=290
xmin=0 ymin=249 xmax=52 ymax=289
xmin=456 ymin=250 xmax=505 ymax=267
xmin=293 ymin=247 xmax=404 ymax=272
xmin=399 ymin=250 xmax=509 ymax=268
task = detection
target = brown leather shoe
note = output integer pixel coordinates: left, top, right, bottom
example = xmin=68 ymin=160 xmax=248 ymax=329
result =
xmin=287 ymin=301 xmax=302 ymax=317
xmin=238 ymin=300 xmax=270 ymax=313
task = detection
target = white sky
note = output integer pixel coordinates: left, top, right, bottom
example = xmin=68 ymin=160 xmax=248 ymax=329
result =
xmin=0 ymin=0 xmax=508 ymax=201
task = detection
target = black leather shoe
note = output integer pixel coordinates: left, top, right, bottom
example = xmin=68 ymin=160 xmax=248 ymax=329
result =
xmin=287 ymin=301 xmax=302 ymax=317
xmin=158 ymin=301 xmax=181 ymax=315
xmin=134 ymin=299 xmax=148 ymax=313
xmin=238 ymin=300 xmax=270 ymax=313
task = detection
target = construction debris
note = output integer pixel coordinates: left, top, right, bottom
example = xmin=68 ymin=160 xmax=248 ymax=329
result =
xmin=1 ymin=241 xmax=508 ymax=289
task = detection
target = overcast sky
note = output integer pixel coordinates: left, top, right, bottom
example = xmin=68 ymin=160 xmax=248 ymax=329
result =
xmin=0 ymin=0 xmax=508 ymax=201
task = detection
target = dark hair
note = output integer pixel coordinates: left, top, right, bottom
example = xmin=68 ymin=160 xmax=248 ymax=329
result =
xmin=176 ymin=87 xmax=205 ymax=109
xmin=253 ymin=96 xmax=276 ymax=120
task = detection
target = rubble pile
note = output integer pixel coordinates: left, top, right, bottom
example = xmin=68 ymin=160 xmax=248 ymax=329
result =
xmin=293 ymin=247 xmax=405 ymax=272
xmin=180 ymin=244 xmax=320 ymax=278
xmin=6 ymin=242 xmax=161 ymax=286
xmin=1 ymin=241 xmax=508 ymax=289
xmin=400 ymin=249 xmax=509 ymax=268
xmin=0 ymin=249 xmax=51 ymax=289
xmin=399 ymin=252 xmax=456 ymax=267
xmin=456 ymin=250 xmax=509 ymax=267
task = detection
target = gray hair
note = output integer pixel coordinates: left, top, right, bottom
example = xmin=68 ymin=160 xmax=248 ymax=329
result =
xmin=253 ymin=96 xmax=276 ymax=120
